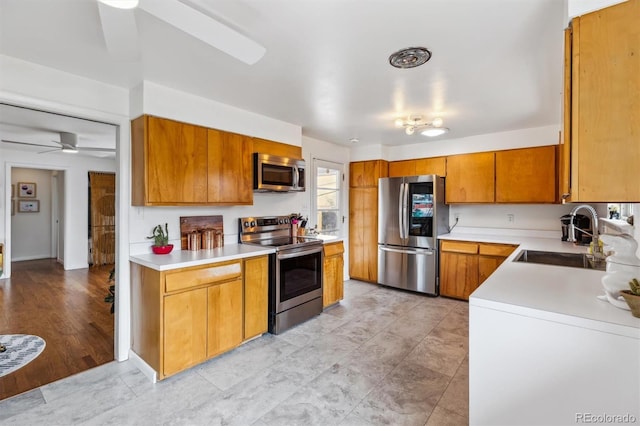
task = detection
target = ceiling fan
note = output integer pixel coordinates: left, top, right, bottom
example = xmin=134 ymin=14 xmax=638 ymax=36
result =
xmin=1 ymin=132 xmax=116 ymax=154
xmin=96 ymin=0 xmax=266 ymax=64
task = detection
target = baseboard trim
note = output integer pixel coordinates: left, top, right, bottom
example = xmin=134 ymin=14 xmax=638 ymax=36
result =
xmin=128 ymin=349 xmax=157 ymax=383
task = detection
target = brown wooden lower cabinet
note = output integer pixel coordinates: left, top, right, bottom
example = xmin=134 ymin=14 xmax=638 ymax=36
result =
xmin=440 ymin=240 xmax=517 ymax=300
xmin=349 ymin=187 xmax=378 ymax=282
xmin=131 ymin=255 xmax=268 ymax=379
xmin=323 ymin=241 xmax=345 ymax=307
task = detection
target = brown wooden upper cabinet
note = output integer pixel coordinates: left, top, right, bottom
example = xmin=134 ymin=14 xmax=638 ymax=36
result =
xmin=132 ymin=115 xmax=208 ymax=205
xmin=207 ymin=129 xmax=253 ymax=205
xmin=561 ymin=0 xmax=640 ymax=202
xmin=350 ymin=160 xmax=388 ymax=187
xmin=132 ymin=115 xmax=268 ymax=205
xmin=252 ymin=138 xmax=302 ymax=159
xmin=388 ymin=157 xmax=446 ymax=177
xmin=445 ymin=152 xmax=495 ymax=203
xmin=495 ymin=145 xmax=557 ymax=203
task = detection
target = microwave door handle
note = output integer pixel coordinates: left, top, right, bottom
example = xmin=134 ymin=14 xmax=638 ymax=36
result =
xmin=293 ymin=165 xmax=299 ymax=189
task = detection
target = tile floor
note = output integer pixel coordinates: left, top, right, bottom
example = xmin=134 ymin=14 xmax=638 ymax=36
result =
xmin=0 ymin=280 xmax=469 ymax=425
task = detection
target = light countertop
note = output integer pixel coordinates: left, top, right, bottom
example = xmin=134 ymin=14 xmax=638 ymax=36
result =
xmin=439 ymin=230 xmax=640 ymax=337
xmin=130 ymin=244 xmax=275 ymax=271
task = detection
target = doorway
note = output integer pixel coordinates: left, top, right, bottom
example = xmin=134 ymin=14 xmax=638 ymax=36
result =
xmin=0 ymin=104 xmax=118 ymax=400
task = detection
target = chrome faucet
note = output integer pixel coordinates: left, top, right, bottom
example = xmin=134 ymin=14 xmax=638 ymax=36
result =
xmin=568 ymin=204 xmax=604 ymax=258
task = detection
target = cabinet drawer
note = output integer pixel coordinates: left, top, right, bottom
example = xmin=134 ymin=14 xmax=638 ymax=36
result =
xmin=479 ymin=243 xmax=517 ymax=257
xmin=324 ymin=241 xmax=344 ymax=257
xmin=165 ymin=261 xmax=242 ymax=293
xmin=441 ymin=240 xmax=479 ymax=255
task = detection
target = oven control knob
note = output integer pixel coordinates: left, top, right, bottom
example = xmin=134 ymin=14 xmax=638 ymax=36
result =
xmin=278 ymin=219 xmax=284 ymax=224
xmin=244 ymin=221 xmax=250 ymax=228
xmin=250 ymin=221 xmax=256 ymax=227
xmin=284 ymin=218 xmax=289 ymax=224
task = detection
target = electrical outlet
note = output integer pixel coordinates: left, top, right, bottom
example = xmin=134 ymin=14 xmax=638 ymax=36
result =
xmin=507 ymin=213 xmax=515 ymax=223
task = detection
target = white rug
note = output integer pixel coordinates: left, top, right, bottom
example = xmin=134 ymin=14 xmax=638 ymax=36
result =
xmin=0 ymin=334 xmax=46 ymax=378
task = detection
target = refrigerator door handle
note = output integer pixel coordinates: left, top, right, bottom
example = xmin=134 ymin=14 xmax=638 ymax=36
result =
xmin=398 ymin=183 xmax=405 ymax=239
xmin=402 ymin=182 xmax=409 ymax=239
xmin=379 ymin=246 xmax=434 ymax=255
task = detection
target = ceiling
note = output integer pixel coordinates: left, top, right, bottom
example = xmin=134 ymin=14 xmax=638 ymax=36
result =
xmin=0 ymin=0 xmax=565 ymax=154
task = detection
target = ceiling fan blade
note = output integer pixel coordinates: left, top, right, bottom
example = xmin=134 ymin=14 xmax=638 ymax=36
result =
xmin=138 ymin=0 xmax=266 ymax=65
xmin=76 ymin=147 xmax=117 ymax=153
xmin=2 ymin=139 xmax=58 ymax=149
xmin=38 ymin=148 xmax=62 ymax=154
xmin=97 ymin=1 xmax=140 ymax=61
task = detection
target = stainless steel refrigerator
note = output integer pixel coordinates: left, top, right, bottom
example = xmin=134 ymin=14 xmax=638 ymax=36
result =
xmin=378 ymin=175 xmax=449 ymax=295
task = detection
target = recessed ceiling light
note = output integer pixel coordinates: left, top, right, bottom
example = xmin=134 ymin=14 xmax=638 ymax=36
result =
xmin=389 ymin=47 xmax=432 ymax=69
xmin=349 ymin=138 xmax=359 ymax=144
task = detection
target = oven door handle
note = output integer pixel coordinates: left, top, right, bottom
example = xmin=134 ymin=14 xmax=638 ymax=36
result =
xmin=277 ymin=246 xmax=323 ymax=260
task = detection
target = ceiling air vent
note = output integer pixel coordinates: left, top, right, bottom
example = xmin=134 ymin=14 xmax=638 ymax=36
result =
xmin=388 ymin=47 xmax=432 ymax=69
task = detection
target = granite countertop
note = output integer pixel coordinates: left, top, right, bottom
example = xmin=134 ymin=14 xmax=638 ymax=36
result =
xmin=439 ymin=229 xmax=640 ymax=337
xmin=129 ymin=243 xmax=275 ymax=271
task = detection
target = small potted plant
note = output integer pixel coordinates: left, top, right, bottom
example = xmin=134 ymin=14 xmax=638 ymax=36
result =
xmin=620 ymin=278 xmax=640 ymax=318
xmin=147 ymin=223 xmax=173 ymax=254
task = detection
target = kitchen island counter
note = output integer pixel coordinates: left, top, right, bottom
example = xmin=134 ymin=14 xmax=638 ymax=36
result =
xmin=129 ymin=243 xmax=274 ymax=271
xmin=442 ymin=230 xmax=640 ymax=425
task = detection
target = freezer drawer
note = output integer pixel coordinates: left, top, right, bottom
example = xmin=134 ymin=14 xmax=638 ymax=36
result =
xmin=377 ymin=245 xmax=438 ymax=295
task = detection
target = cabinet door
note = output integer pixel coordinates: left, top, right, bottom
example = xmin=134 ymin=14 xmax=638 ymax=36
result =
xmin=495 ymin=146 xmax=557 ymax=203
xmin=252 ymin=138 xmax=302 ymax=159
xmin=440 ymin=251 xmax=479 ymax=300
xmin=349 ymin=187 xmax=378 ymax=282
xmin=388 ymin=160 xmax=416 ymax=177
xmin=323 ymin=242 xmax=344 ymax=307
xmin=445 ymin=152 xmax=495 ymax=203
xmin=163 ymin=288 xmax=208 ymax=376
xmin=147 ymin=117 xmax=208 ymax=204
xmin=415 ymin=157 xmax=447 ymax=177
xmin=244 ymin=256 xmax=269 ymax=340
xmin=208 ymin=129 xmax=253 ymax=204
xmin=570 ymin=0 xmax=640 ymax=201
xmin=560 ymin=27 xmax=572 ymax=201
xmin=350 ymin=160 xmax=388 ymax=187
xmin=207 ymin=278 xmax=243 ymax=358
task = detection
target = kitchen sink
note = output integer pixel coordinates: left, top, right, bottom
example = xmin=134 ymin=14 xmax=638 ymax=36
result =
xmin=513 ymin=250 xmax=606 ymax=271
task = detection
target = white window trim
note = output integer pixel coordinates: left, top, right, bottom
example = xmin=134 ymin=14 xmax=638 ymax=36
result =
xmin=311 ymin=158 xmax=344 ymax=236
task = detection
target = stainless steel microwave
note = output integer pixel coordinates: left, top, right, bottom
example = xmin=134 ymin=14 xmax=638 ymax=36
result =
xmin=253 ymin=153 xmax=305 ymax=192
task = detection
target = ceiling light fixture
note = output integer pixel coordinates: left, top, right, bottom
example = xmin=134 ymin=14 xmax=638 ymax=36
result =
xmin=395 ymin=115 xmax=450 ymax=137
xmin=389 ymin=47 xmax=432 ymax=69
xmin=97 ymin=0 xmax=139 ymax=9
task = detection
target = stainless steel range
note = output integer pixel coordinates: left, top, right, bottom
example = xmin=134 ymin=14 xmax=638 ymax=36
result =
xmin=239 ymin=216 xmax=323 ymax=334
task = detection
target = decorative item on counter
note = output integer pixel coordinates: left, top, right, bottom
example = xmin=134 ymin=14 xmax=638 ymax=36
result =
xmin=215 ymin=230 xmax=224 ymax=247
xmin=202 ymin=229 xmax=215 ymax=250
xmin=147 ymin=223 xmax=173 ymax=255
xmin=187 ymin=230 xmax=201 ymax=251
xmin=179 ymin=215 xmax=223 ymax=250
xmin=597 ymin=234 xmax=640 ymax=313
xmin=620 ymin=278 xmax=640 ymax=318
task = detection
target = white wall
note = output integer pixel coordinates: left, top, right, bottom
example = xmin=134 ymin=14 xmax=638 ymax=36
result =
xmin=11 ymin=168 xmax=54 ymax=261
xmin=3 ymin=149 xmax=116 ymax=267
xmin=567 ymin=0 xmax=627 ymax=18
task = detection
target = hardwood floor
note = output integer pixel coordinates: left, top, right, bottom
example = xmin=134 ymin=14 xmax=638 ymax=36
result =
xmin=0 ymin=259 xmax=114 ymax=400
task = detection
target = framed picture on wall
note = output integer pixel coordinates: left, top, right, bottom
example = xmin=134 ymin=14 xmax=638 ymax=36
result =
xmin=18 ymin=200 xmax=39 ymax=213
xmin=17 ymin=182 xmax=36 ymax=198
xmin=11 ymin=184 xmax=15 ymax=198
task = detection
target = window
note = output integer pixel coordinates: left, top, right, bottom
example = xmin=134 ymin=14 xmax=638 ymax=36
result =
xmin=313 ymin=159 xmax=343 ymax=236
